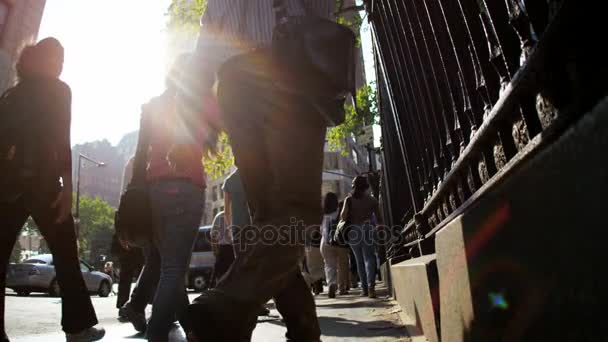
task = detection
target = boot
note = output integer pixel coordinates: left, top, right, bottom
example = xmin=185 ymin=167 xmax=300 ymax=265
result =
xmin=328 ymin=284 xmax=337 ymax=299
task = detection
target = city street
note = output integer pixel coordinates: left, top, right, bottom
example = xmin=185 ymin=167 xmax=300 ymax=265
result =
xmin=5 ymin=283 xmax=410 ymax=341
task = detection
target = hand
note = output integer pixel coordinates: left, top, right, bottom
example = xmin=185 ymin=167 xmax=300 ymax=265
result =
xmin=119 ymin=237 xmax=131 ymax=251
xmin=51 ymin=190 xmax=72 ymax=224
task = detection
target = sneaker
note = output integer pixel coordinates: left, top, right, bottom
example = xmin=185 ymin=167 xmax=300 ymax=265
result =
xmin=66 ymin=327 xmax=105 ymax=342
xmin=368 ymin=287 xmax=377 ymax=299
xmin=119 ymin=302 xmax=147 ymax=333
xmin=328 ymin=284 xmax=337 ymax=298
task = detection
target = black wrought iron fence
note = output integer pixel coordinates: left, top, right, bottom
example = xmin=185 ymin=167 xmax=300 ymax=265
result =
xmin=368 ymin=0 xmax=606 ymax=261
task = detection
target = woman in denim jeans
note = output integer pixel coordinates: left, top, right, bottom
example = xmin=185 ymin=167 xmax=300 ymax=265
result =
xmin=127 ymin=54 xmax=218 ymax=341
xmin=340 ymin=176 xmax=383 ymax=298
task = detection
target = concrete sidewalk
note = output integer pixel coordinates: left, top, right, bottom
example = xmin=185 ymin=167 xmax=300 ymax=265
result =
xmin=6 ymin=283 xmax=411 ymax=341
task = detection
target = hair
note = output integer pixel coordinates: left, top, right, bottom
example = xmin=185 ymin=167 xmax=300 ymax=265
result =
xmin=352 ymin=175 xmax=370 ymax=199
xmin=323 ymin=192 xmax=339 ymax=215
xmin=16 ymin=45 xmax=37 ymax=80
xmin=16 ymin=37 xmax=64 ymax=80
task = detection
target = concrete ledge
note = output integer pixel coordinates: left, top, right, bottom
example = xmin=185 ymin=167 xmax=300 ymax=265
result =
xmin=391 ymin=254 xmax=439 ymax=342
xmin=435 ymin=216 xmax=474 ymax=342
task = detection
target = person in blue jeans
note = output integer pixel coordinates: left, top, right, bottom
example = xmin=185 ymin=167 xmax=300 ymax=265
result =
xmin=120 ymin=54 xmax=215 ymax=342
xmin=340 ymin=176 xmax=383 ymax=298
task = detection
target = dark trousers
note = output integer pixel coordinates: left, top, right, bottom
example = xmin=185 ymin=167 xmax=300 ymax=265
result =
xmin=0 ymin=190 xmax=98 ymax=334
xmin=211 ymin=244 xmax=235 ymax=287
xmin=116 ymin=248 xmax=144 ymax=309
xmin=214 ymin=49 xmax=326 ymax=341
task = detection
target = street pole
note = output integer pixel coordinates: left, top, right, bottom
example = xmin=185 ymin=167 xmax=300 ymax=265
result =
xmin=74 ymin=154 xmax=106 ymax=239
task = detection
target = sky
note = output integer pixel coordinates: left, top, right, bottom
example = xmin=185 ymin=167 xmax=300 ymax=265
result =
xmin=38 ymin=0 xmax=172 ymax=145
xmin=37 ymin=1 xmax=379 ymax=147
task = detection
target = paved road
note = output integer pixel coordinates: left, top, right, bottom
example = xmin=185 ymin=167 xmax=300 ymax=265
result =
xmin=5 ymin=284 xmax=410 ymax=341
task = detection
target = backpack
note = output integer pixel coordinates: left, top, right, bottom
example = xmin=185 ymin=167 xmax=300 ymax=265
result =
xmin=0 ymin=85 xmax=32 ymax=203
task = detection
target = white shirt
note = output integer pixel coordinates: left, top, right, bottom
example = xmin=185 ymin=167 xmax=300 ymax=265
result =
xmin=320 ymin=209 xmax=339 ymax=245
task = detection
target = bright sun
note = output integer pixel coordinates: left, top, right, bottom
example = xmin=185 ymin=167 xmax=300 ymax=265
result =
xmin=38 ymin=0 xmax=173 ymax=146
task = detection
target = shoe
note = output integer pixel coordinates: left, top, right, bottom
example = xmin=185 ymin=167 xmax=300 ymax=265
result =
xmin=119 ymin=302 xmax=147 ymax=333
xmin=328 ymin=284 xmax=337 ymax=298
xmin=368 ymin=287 xmax=377 ymax=299
xmin=188 ymin=289 xmax=260 ymax=341
xmin=338 ymin=289 xmax=349 ymax=296
xmin=66 ymin=326 xmax=105 ymax=342
xmin=360 ymin=288 xmax=369 ymax=297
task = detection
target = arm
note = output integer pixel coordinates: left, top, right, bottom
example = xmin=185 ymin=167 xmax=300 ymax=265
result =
xmin=340 ymin=197 xmax=350 ymax=221
xmin=224 ymin=192 xmax=232 ymax=227
xmin=131 ymin=109 xmax=150 ymax=187
xmin=51 ymin=83 xmax=73 ymax=223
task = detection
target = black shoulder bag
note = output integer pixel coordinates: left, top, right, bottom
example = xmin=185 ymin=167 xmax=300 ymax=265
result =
xmin=271 ymin=0 xmax=357 ymax=126
xmin=332 ymin=197 xmax=352 ymax=247
xmin=115 ymin=113 xmax=153 ymax=247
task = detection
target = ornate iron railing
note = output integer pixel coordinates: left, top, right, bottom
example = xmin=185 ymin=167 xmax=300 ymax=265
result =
xmin=368 ymin=0 xmax=604 ymax=261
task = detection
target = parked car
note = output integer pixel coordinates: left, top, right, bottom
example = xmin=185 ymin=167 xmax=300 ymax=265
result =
xmin=187 ymin=225 xmax=216 ymax=292
xmin=6 ymin=254 xmax=113 ymax=297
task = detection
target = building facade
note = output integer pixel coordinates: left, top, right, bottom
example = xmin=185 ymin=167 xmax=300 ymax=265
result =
xmin=0 ymin=0 xmax=46 ymax=92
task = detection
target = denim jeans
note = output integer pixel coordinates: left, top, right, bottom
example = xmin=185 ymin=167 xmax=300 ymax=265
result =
xmin=350 ymin=224 xmax=377 ymax=290
xmin=146 ymin=180 xmax=204 ymax=341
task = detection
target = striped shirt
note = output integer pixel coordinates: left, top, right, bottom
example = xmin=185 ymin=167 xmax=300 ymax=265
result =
xmin=194 ymin=0 xmax=335 ymax=82
xmin=198 ymin=0 xmax=335 ymax=49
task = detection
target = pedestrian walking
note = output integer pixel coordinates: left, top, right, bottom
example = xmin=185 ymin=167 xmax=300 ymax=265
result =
xmin=304 ymin=222 xmax=325 ymax=295
xmin=118 ymin=54 xmax=214 ymax=341
xmin=341 ymin=176 xmax=383 ymax=298
xmin=187 ymin=0 xmax=356 ymax=339
xmin=0 ymin=38 xmax=105 ymax=341
xmin=320 ymin=193 xmax=351 ymax=298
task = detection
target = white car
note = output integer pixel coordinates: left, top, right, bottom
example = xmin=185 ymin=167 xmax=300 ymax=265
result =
xmin=7 ymin=254 xmax=113 ymax=297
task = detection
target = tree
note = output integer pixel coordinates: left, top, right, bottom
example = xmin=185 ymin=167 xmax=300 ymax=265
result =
xmin=327 ymin=84 xmax=379 ymax=154
xmin=73 ymin=195 xmax=115 ymax=262
xmin=9 ymin=245 xmax=23 ymax=264
xmin=166 ymin=0 xmax=207 ymax=33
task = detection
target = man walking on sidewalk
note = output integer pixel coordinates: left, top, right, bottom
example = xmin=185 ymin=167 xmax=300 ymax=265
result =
xmin=188 ymin=1 xmax=337 ymax=340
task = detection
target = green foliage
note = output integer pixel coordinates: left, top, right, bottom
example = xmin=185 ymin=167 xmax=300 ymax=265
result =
xmin=73 ymin=195 xmax=115 ymax=261
xmin=9 ymin=244 xmax=23 ymax=263
xmin=166 ymin=0 xmax=207 ymax=33
xmin=335 ymin=0 xmax=364 ymax=47
xmin=328 ymin=84 xmax=378 ymax=154
xmin=204 ymin=132 xmax=234 ymax=180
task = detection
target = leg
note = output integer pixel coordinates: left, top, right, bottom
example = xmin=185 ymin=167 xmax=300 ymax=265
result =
xmin=32 ymin=207 xmax=98 ymax=333
xmin=320 ymin=244 xmax=338 ymax=287
xmin=274 ymin=270 xmax=321 ymax=342
xmin=362 ymin=225 xmax=377 ymax=289
xmin=147 ymin=181 xmax=203 ymax=340
xmin=306 ymin=247 xmax=325 ymax=285
xmin=0 ymin=198 xmax=29 ymax=339
xmin=336 ymin=247 xmax=350 ymax=293
xmin=190 ymin=50 xmax=326 ymax=340
xmin=211 ymin=245 xmax=236 ymax=287
xmin=130 ymin=246 xmax=161 ymax=312
xmin=117 ymin=256 xmax=137 ymax=309
xmin=350 ymin=227 xmax=369 ymax=294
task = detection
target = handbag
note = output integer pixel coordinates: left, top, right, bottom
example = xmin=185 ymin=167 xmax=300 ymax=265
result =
xmin=271 ymin=0 xmax=357 ymax=126
xmin=115 ymin=113 xmax=153 ymax=247
xmin=332 ymin=198 xmax=352 ymax=247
